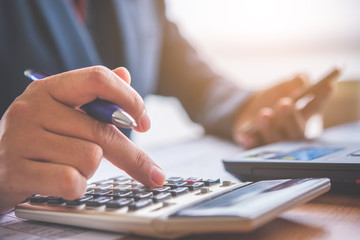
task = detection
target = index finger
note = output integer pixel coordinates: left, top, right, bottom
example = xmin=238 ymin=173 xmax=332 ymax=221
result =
xmin=37 ymin=66 xmax=150 ymax=132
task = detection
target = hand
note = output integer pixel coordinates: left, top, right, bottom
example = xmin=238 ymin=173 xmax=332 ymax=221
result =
xmin=233 ymin=74 xmax=334 ymax=149
xmin=0 ymin=66 xmax=166 ymax=214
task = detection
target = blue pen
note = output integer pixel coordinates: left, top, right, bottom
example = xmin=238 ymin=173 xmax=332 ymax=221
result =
xmin=24 ymin=69 xmax=137 ymax=128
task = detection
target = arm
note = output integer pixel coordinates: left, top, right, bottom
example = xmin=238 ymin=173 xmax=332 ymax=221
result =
xmin=156 ymin=11 xmax=252 ymax=140
xmin=155 ymin=3 xmax=333 ymax=147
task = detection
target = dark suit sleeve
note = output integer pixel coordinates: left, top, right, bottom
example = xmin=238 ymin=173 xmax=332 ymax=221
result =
xmin=155 ymin=12 xmax=252 ymax=140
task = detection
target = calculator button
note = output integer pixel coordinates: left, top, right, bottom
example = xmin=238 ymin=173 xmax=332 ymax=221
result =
xmin=222 ymin=180 xmax=232 ymax=186
xmin=166 ymin=177 xmax=183 ymax=183
xmin=129 ymin=185 xmax=150 ymax=192
xmin=87 ymin=184 xmax=96 ymax=188
xmin=145 ymin=186 xmax=171 ymax=194
xmin=110 ymin=184 xmax=132 ymax=191
xmin=85 ymin=197 xmax=112 ymax=207
xmin=128 ymin=199 xmax=152 ymax=210
xmin=66 ymin=195 xmax=93 ymax=207
xmin=351 ymin=150 xmax=360 ymax=156
xmin=29 ymin=195 xmax=47 ymax=204
xmin=130 ymin=192 xmax=154 ymax=200
xmin=85 ymin=189 xmax=95 ymax=195
xmin=89 ymin=184 xmax=113 ymax=190
xmin=186 ymin=182 xmax=205 ymax=191
xmin=168 ymin=187 xmax=189 ymax=196
xmin=202 ymin=178 xmax=220 ymax=186
xmin=111 ymin=191 xmax=133 ymax=199
xmin=113 ymin=179 xmax=132 ymax=185
xmin=93 ymin=180 xmax=113 ymax=185
xmin=47 ymin=196 xmax=66 ymax=205
xmin=92 ymin=189 xmax=113 ymax=197
xmin=130 ymin=179 xmax=143 ymax=185
xmin=125 ymin=183 xmax=141 ymax=187
xmin=164 ymin=181 xmax=187 ymax=189
xmin=200 ymin=187 xmax=211 ymax=194
xmin=181 ymin=177 xmax=203 ymax=184
xmin=108 ymin=176 xmax=130 ymax=181
xmin=106 ymin=198 xmax=134 ymax=209
xmin=152 ymin=192 xmax=172 ymax=203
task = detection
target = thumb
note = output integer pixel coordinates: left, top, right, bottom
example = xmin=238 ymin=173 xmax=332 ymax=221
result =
xmin=113 ymin=67 xmax=131 ymax=85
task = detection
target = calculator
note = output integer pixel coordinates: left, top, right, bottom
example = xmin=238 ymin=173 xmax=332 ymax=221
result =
xmin=15 ymin=176 xmax=330 ymax=238
xmin=223 ymin=141 xmax=360 ymax=191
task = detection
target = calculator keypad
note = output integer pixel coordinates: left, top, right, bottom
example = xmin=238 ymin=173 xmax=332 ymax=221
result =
xmin=29 ymin=176 xmax=225 ymax=212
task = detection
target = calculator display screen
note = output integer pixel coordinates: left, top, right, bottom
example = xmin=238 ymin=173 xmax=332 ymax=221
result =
xmin=247 ymin=147 xmax=344 ymax=161
xmin=268 ymin=147 xmax=344 ymax=161
xmin=171 ymin=179 xmax=307 ymax=217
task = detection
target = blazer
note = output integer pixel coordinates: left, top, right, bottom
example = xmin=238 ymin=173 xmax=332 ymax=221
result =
xmin=0 ymin=0 xmax=251 ymax=139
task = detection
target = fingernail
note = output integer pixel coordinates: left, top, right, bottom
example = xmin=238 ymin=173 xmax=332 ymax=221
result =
xmin=139 ymin=109 xmax=151 ymax=131
xmin=151 ymin=166 xmax=166 ymax=186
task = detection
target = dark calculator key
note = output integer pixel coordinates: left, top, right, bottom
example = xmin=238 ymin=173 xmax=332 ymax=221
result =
xmin=202 ymin=178 xmax=220 ymax=186
xmin=112 ymin=191 xmax=133 ymax=199
xmin=129 ymin=185 xmax=150 ymax=192
xmin=152 ymin=192 xmax=172 ymax=203
xmin=146 ymin=186 xmax=171 ymax=194
xmin=66 ymin=195 xmax=93 ymax=207
xmin=29 ymin=195 xmax=47 ymax=204
xmin=130 ymin=192 xmax=153 ymax=200
xmin=351 ymin=150 xmax=360 ymax=156
xmin=47 ymin=196 xmax=66 ymax=205
xmin=92 ymin=189 xmax=113 ymax=197
xmin=85 ymin=189 xmax=95 ymax=195
xmin=166 ymin=177 xmax=183 ymax=183
xmin=181 ymin=177 xmax=203 ymax=184
xmin=186 ymin=182 xmax=205 ymax=191
xmin=85 ymin=197 xmax=112 ymax=207
xmin=128 ymin=199 xmax=152 ymax=210
xmin=168 ymin=187 xmax=189 ymax=196
xmin=164 ymin=181 xmax=187 ymax=189
xmin=106 ymin=198 xmax=134 ymax=209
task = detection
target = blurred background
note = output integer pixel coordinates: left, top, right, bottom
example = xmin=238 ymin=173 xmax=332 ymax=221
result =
xmin=132 ymin=0 xmax=360 ymax=149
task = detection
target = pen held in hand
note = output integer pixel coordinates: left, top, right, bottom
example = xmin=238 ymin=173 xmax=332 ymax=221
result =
xmin=24 ymin=69 xmax=137 ymax=129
